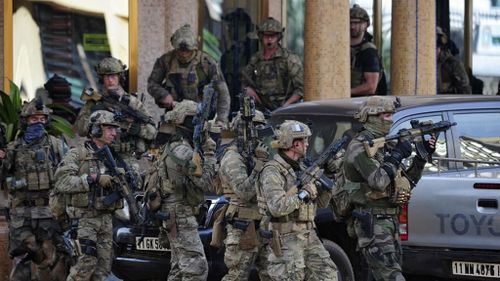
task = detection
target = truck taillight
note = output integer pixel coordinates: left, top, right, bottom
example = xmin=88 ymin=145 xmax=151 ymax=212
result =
xmin=399 ymin=204 xmax=408 ymax=241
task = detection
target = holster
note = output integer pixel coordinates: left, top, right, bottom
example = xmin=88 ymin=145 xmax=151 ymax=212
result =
xmin=269 ymin=230 xmax=283 ymax=257
xmin=239 ymin=220 xmax=258 ymax=251
xmin=210 ymin=204 xmax=228 ymax=248
xmin=352 ymin=209 xmax=374 ymax=238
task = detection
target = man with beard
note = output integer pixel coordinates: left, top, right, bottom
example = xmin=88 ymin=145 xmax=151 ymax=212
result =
xmin=241 ymin=17 xmax=303 ymax=113
xmin=147 ymin=24 xmax=231 ymax=128
xmin=343 ymin=96 xmax=436 ymax=280
xmin=1 ymin=99 xmax=68 ymax=281
xmin=350 ymin=4 xmax=382 ymax=97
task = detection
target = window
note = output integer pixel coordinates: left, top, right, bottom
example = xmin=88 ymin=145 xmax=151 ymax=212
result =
xmin=453 ymin=112 xmax=500 ymax=169
xmin=392 ymin=115 xmax=448 ymax=173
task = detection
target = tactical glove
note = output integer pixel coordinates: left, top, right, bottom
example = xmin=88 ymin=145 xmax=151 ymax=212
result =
xmin=254 ymin=142 xmax=270 ymax=160
xmin=98 ymin=174 xmax=114 ymax=188
xmin=298 ymin=182 xmax=318 ymax=202
xmin=202 ymin=137 xmax=217 ymax=157
xmin=385 ymin=139 xmax=412 ymax=165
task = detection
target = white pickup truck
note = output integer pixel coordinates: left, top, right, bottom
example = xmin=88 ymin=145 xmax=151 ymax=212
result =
xmin=271 ymin=95 xmax=500 ymax=281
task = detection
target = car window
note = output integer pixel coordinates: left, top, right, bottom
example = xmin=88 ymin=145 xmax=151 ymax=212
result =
xmin=453 ymin=112 xmax=500 ymax=169
xmin=307 ymin=117 xmax=360 ymax=158
xmin=392 ymin=115 xmax=448 ymax=173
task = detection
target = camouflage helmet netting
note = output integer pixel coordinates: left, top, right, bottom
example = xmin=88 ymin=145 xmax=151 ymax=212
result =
xmin=20 ymin=99 xmax=52 ymax=117
xmin=350 ymin=4 xmax=370 ymax=26
xmin=95 ymin=57 xmax=126 ymax=75
xmin=354 ymin=96 xmax=397 ymax=123
xmin=163 ymin=100 xmax=198 ymax=125
xmin=271 ymin=120 xmax=311 ymax=149
xmin=171 ymin=24 xmax=198 ymax=50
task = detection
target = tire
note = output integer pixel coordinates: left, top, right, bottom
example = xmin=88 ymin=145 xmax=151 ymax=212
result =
xmin=323 ymin=239 xmax=355 ymax=281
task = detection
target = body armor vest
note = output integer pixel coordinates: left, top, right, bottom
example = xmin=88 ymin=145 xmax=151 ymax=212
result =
xmin=252 ymin=54 xmax=290 ymax=110
xmin=351 ymin=41 xmax=380 ymax=88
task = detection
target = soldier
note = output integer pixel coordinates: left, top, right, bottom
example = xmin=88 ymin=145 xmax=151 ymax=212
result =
xmin=219 ymin=110 xmax=270 ymax=281
xmin=147 ymin=24 xmax=231 ymax=127
xmin=75 ymin=57 xmax=157 ymax=188
xmin=0 ymin=99 xmax=68 ymax=281
xmin=241 ymin=17 xmax=303 ymax=113
xmin=144 ymin=100 xmax=217 ymax=281
xmin=343 ymin=96 xmax=435 ymax=281
xmin=54 ymin=110 xmax=135 ymax=281
xmin=436 ymin=27 xmax=472 ymax=95
xmin=258 ymin=120 xmax=338 ymax=281
xmin=350 ymin=4 xmax=383 ymax=97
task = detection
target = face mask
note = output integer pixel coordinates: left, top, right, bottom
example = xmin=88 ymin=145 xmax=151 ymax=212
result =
xmin=365 ymin=115 xmax=393 ymax=138
xmin=24 ymin=122 xmax=45 ymax=143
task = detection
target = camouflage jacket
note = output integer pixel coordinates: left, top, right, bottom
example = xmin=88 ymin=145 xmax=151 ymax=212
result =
xmin=74 ymin=86 xmax=157 ymax=155
xmin=258 ymin=153 xmax=331 ymax=221
xmin=149 ymin=136 xmax=217 ymax=207
xmin=343 ymin=129 xmax=426 ymax=208
xmin=241 ymin=46 xmax=304 ymax=111
xmin=2 ymin=133 xmax=66 ymax=212
xmin=54 ymin=142 xmax=133 ymax=218
xmin=147 ymin=50 xmax=231 ymax=123
xmin=438 ymin=52 xmax=472 ymax=95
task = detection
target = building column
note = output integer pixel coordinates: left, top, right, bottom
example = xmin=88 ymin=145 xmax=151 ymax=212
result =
xmin=391 ymin=0 xmax=436 ymax=96
xmin=304 ymin=0 xmax=350 ymax=101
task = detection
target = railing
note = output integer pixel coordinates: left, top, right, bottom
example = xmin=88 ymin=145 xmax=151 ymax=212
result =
xmin=433 ymin=157 xmax=500 ymax=177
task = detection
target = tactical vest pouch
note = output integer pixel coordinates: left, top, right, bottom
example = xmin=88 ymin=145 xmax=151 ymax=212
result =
xmin=297 ymin=204 xmax=315 ymax=222
xmin=49 ymin=190 xmax=67 ymax=220
xmin=70 ymin=193 xmax=89 ymax=208
xmin=237 ymin=207 xmax=262 ymax=221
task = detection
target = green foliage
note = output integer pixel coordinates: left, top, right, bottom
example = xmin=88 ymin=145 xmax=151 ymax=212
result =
xmin=202 ymin=28 xmax=222 ymax=61
xmin=0 ymin=80 xmax=75 ymax=142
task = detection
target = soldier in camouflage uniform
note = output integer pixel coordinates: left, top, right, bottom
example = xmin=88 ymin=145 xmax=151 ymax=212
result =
xmin=343 ymin=96 xmax=436 ymax=281
xmin=144 ymin=100 xmax=217 ymax=281
xmin=257 ymin=120 xmax=338 ymax=281
xmin=55 ymin=110 xmax=135 ymax=281
xmin=75 ymin=57 xmax=157 ymax=188
xmin=147 ymin=24 xmax=231 ymax=127
xmin=219 ymin=110 xmax=271 ymax=281
xmin=241 ymin=18 xmax=303 ymax=113
xmin=0 ymin=99 xmax=68 ymax=281
xmin=437 ymin=27 xmax=472 ymax=95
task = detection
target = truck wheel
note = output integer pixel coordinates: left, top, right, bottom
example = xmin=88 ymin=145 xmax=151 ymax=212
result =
xmin=323 ymin=239 xmax=355 ymax=281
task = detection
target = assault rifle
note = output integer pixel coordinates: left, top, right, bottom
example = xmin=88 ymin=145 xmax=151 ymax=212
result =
xmin=297 ymin=136 xmax=349 ymax=201
xmin=192 ymin=83 xmax=218 ymax=177
xmin=81 ymin=88 xmax=154 ymax=125
xmin=97 ymin=145 xmax=140 ymax=223
xmin=363 ymin=120 xmax=456 ymax=161
xmin=236 ymin=95 xmax=274 ymax=172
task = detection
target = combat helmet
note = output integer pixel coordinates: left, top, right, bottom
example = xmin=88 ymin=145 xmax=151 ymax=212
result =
xmin=230 ymin=110 xmax=266 ymax=132
xmin=257 ymin=17 xmax=285 ymax=36
xmin=354 ymin=96 xmax=398 ymax=123
xmin=436 ymin=26 xmax=448 ymax=47
xmin=171 ymin=24 xmax=198 ymax=51
xmin=350 ymin=4 xmax=370 ymax=26
xmin=88 ymin=110 xmax=120 ymax=138
xmin=271 ymin=120 xmax=311 ymax=149
xmin=95 ymin=57 xmax=126 ymax=75
xmin=20 ymin=99 xmax=53 ymax=117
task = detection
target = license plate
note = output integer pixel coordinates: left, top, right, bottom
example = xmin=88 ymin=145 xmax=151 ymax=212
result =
xmin=135 ymin=237 xmax=169 ymax=252
xmin=452 ymin=261 xmax=500 ymax=278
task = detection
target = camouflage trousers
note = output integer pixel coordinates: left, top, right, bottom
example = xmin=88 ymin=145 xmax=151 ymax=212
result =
xmin=67 ymin=214 xmax=113 ymax=281
xmin=266 ymin=229 xmax=338 ymax=281
xmin=354 ymin=216 xmax=405 ymax=281
xmin=221 ymin=223 xmax=270 ymax=281
xmin=8 ymin=215 xmax=67 ymax=281
xmin=162 ymin=204 xmax=208 ymax=281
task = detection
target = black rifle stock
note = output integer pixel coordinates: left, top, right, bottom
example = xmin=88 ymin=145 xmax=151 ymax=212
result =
xmin=97 ymin=145 xmax=139 ymax=223
xmin=297 ymin=136 xmax=349 ymax=199
xmin=192 ymin=83 xmax=217 ymax=177
xmin=363 ymin=120 xmax=457 ymax=159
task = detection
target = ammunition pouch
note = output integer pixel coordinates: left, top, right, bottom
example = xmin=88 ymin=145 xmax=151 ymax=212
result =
xmin=297 ymin=203 xmax=316 ymax=222
xmin=352 ymin=209 xmax=374 ymax=247
xmin=270 ymin=230 xmax=283 ymax=257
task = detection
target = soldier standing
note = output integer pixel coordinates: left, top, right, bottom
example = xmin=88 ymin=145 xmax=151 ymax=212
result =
xmin=75 ymin=57 xmax=157 ymax=188
xmin=147 ymin=24 xmax=231 ymax=127
xmin=343 ymin=96 xmax=436 ymax=281
xmin=436 ymin=27 xmax=472 ymax=95
xmin=258 ymin=120 xmax=338 ymax=281
xmin=350 ymin=4 xmax=383 ymax=97
xmin=219 ymin=110 xmax=270 ymax=281
xmin=55 ymin=110 xmax=134 ymax=281
xmin=241 ymin=17 xmax=303 ymax=113
xmin=0 ymin=99 xmax=68 ymax=281
xmin=144 ymin=100 xmax=217 ymax=281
